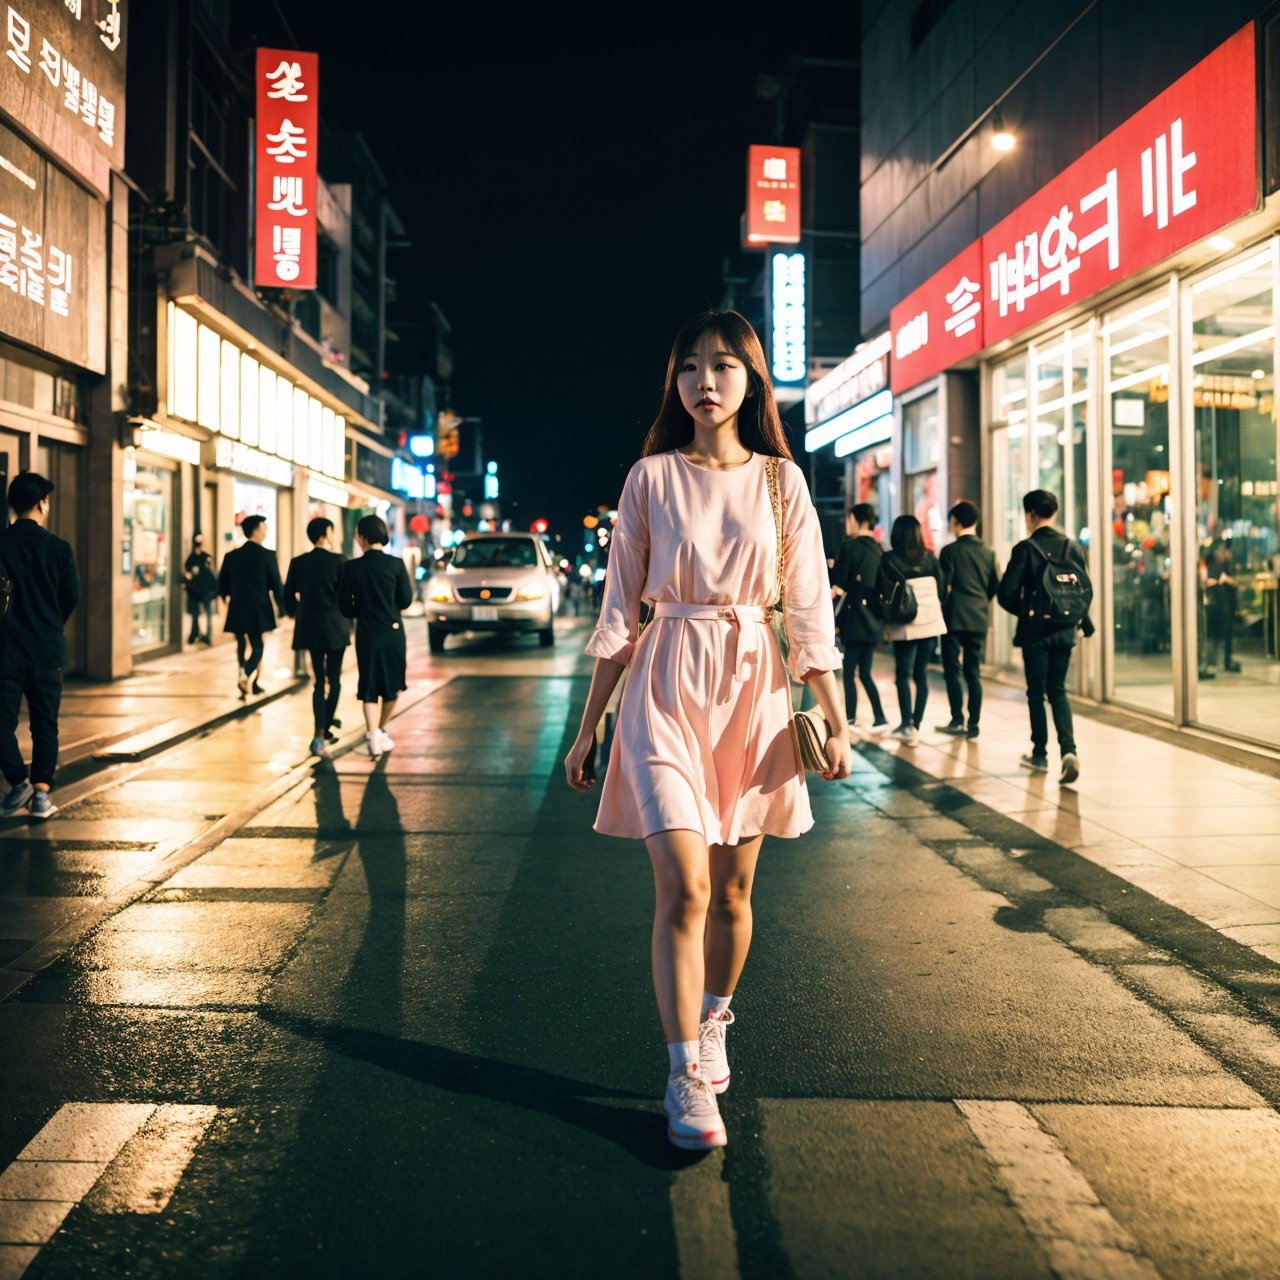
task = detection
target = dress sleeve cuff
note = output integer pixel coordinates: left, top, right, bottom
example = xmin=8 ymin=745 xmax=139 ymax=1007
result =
xmin=788 ymin=642 xmax=843 ymax=681
xmin=585 ymin=625 xmax=635 ymax=668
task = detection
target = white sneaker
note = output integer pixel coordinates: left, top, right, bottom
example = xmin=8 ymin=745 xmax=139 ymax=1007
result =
xmin=377 ymin=729 xmax=395 ymax=753
xmin=663 ymin=1064 xmax=727 ymax=1151
xmin=892 ymin=724 xmax=919 ymax=746
xmin=699 ymin=1009 xmax=734 ymax=1095
xmin=365 ymin=732 xmax=382 ymax=759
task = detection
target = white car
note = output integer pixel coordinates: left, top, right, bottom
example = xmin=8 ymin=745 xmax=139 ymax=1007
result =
xmin=425 ymin=533 xmax=561 ymax=653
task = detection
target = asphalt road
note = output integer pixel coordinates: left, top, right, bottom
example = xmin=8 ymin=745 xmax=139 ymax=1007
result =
xmin=2 ymin=619 xmax=1279 ymax=1279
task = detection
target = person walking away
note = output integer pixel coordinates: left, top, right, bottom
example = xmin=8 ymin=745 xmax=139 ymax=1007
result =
xmin=0 ymin=472 xmax=80 ymax=820
xmin=876 ymin=514 xmax=946 ymax=746
xmin=1204 ymin=540 xmax=1240 ymax=674
xmin=284 ymin=516 xmax=351 ymax=757
xmin=997 ymin=489 xmax=1095 ymax=785
xmin=563 ymin=309 xmax=849 ymax=1153
xmin=338 ymin=515 xmax=412 ymax=759
xmin=217 ymin=514 xmax=284 ymax=698
xmin=182 ymin=534 xmax=218 ymax=645
xmin=830 ymin=503 xmax=888 ymax=736
xmin=936 ymin=500 xmax=999 ymax=740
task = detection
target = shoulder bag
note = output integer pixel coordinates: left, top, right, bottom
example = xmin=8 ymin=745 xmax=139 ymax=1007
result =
xmin=765 ymin=456 xmax=832 ymax=774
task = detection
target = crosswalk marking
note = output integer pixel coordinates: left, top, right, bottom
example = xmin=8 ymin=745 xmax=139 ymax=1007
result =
xmin=0 ymin=1102 xmax=217 ymax=1279
xmin=957 ymin=1100 xmax=1162 ymax=1280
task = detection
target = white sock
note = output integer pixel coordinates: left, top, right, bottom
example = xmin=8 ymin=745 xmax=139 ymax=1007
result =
xmin=667 ymin=1040 xmax=698 ymax=1073
xmin=702 ymin=991 xmax=732 ymax=1022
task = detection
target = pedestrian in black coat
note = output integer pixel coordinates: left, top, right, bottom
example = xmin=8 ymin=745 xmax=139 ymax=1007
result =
xmin=183 ymin=534 xmax=218 ymax=645
xmin=338 ymin=514 xmax=413 ymax=759
xmin=936 ymin=500 xmax=1000 ymax=739
xmin=997 ymin=489 xmax=1095 ymax=786
xmin=217 ymin=514 xmax=284 ymax=698
xmin=829 ymin=502 xmax=888 ymax=734
xmin=0 ymin=472 xmax=79 ymax=820
xmin=284 ymin=516 xmax=351 ymax=756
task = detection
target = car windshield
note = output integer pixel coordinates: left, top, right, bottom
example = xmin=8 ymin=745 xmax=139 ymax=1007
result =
xmin=453 ymin=538 xmax=539 ymax=569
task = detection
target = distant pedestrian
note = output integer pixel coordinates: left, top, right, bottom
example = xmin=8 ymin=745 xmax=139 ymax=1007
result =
xmin=1204 ymin=540 xmax=1240 ymax=674
xmin=183 ymin=534 xmax=218 ymax=645
xmin=217 ymin=514 xmax=284 ymax=699
xmin=876 ymin=514 xmax=946 ymax=746
xmin=564 ymin=308 xmax=847 ymax=1154
xmin=936 ymin=500 xmax=1000 ymax=740
xmin=830 ymin=502 xmax=888 ymax=736
xmin=338 ymin=514 xmax=412 ymax=759
xmin=0 ymin=472 xmax=80 ymax=820
xmin=997 ymin=489 xmax=1094 ymax=785
xmin=284 ymin=516 xmax=351 ymax=758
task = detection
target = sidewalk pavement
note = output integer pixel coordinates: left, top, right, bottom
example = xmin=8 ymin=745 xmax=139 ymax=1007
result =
xmin=851 ymin=655 xmax=1280 ymax=967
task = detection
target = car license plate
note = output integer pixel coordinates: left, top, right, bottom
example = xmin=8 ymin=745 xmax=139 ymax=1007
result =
xmin=471 ymin=606 xmax=498 ymax=622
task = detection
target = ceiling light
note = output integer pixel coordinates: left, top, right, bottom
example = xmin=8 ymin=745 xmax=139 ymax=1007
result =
xmin=991 ymin=108 xmax=1016 ymax=153
xmin=1208 ymin=235 xmax=1236 ymax=253
xmin=1251 ymin=368 xmax=1266 ymax=379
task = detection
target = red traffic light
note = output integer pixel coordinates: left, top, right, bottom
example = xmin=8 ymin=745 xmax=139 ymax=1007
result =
xmin=409 ymin=513 xmax=430 ymax=534
xmin=530 ymin=518 xmax=549 ymax=534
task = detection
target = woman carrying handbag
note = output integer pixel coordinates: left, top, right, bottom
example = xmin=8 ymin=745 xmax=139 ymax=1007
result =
xmin=564 ymin=309 xmax=848 ymax=1153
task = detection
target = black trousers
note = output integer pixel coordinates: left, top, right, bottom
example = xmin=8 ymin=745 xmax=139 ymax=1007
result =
xmin=1023 ymin=643 xmax=1076 ymax=756
xmin=841 ymin=640 xmax=885 ymax=722
xmin=0 ymin=664 xmax=63 ymax=788
xmin=235 ymin=632 xmax=265 ymax=677
xmin=942 ymin=630 xmax=986 ymax=727
xmin=309 ymin=647 xmax=345 ymax=735
xmin=893 ymin=639 xmax=932 ymax=728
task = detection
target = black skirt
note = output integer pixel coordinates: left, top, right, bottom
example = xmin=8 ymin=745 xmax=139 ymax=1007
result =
xmin=355 ymin=620 xmax=407 ymax=701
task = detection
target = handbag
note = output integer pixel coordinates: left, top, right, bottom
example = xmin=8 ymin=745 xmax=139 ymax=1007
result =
xmin=765 ymin=455 xmax=833 ymax=774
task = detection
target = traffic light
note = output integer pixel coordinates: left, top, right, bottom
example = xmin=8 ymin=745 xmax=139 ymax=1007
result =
xmin=531 ymin=518 xmax=549 ymax=534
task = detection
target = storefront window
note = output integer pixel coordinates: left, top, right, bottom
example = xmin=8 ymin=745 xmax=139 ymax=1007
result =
xmin=1188 ymin=247 xmax=1280 ymax=747
xmin=902 ymin=391 xmax=941 ymax=550
xmin=125 ymin=454 xmax=173 ymax=651
xmin=233 ymin=479 xmax=278 ymax=549
xmin=1105 ymin=292 xmax=1173 ymax=717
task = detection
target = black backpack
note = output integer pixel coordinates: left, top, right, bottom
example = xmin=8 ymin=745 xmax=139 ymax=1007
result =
xmin=881 ymin=558 xmax=919 ymax=626
xmin=1025 ymin=537 xmax=1092 ymax=633
xmin=0 ymin=551 xmax=11 ymax=620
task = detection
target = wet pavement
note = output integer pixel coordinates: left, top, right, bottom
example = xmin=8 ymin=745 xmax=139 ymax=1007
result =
xmin=1 ymin=618 xmax=1279 ymax=1278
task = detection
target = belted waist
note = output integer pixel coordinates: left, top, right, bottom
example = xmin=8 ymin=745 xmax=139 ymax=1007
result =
xmin=650 ymin=602 xmax=776 ymax=683
xmin=651 ymin=602 xmax=773 ymax=623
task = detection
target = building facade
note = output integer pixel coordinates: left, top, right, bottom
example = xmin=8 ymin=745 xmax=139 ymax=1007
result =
xmin=854 ymin=0 xmax=1280 ymax=757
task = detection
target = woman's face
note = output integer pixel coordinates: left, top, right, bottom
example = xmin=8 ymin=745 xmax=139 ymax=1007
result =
xmin=676 ymin=332 xmax=751 ymax=430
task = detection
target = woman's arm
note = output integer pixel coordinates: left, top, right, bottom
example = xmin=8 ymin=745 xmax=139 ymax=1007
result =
xmin=800 ymin=667 xmax=851 ymax=781
xmin=564 ymin=657 xmax=627 ymax=791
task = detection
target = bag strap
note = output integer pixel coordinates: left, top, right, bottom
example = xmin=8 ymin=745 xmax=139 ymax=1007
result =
xmin=766 ymin=455 xmax=784 ymax=608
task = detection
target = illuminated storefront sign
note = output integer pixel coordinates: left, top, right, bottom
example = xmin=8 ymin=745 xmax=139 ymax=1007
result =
xmin=307 ymin=477 xmax=348 ymax=507
xmin=805 ymin=332 xmax=892 ymax=449
xmin=770 ymin=251 xmax=806 ymax=384
xmin=254 ymin=47 xmax=318 ymax=290
xmin=391 ymin=456 xmax=428 ymax=500
xmin=136 ymin=424 xmax=201 ymax=465
xmin=215 ymin=437 xmax=295 ymax=487
xmin=745 ymin=144 xmax=801 ymax=248
xmin=0 ymin=0 xmax=126 ymax=196
xmin=889 ymin=24 xmax=1257 ymax=393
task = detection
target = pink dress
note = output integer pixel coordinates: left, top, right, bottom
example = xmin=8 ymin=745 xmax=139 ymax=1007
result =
xmin=585 ymin=450 xmax=841 ymax=844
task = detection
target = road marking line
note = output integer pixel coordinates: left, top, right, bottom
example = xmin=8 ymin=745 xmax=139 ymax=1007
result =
xmin=957 ymin=1100 xmax=1161 ymax=1280
xmin=0 ymin=1103 xmax=216 ymax=1277
xmin=669 ymin=1149 xmax=739 ymax=1280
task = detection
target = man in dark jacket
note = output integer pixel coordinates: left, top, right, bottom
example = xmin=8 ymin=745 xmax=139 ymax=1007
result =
xmin=830 ymin=503 xmax=888 ymax=734
xmin=0 ymin=472 xmax=80 ymax=820
xmin=284 ymin=516 xmax=351 ymax=756
xmin=997 ymin=489 xmax=1094 ymax=785
xmin=218 ymin=514 xmax=284 ymax=698
xmin=937 ymin=499 xmax=1000 ymax=740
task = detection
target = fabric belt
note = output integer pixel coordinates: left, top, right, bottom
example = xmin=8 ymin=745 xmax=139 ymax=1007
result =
xmin=650 ymin=602 xmax=775 ymax=683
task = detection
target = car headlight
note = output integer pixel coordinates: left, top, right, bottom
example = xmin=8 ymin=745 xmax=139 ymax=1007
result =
xmin=515 ymin=585 xmax=546 ymax=601
xmin=427 ymin=580 xmax=455 ymax=603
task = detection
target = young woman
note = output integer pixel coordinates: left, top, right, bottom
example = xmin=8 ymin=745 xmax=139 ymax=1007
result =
xmin=564 ymin=310 xmax=849 ymax=1152
xmin=338 ymin=515 xmax=413 ymax=758
xmin=876 ymin=514 xmax=946 ymax=746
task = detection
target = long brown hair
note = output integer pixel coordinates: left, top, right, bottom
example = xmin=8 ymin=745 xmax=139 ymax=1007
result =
xmin=641 ymin=310 xmax=794 ymax=460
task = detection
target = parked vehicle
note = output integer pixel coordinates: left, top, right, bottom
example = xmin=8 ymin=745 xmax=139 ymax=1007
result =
xmin=425 ymin=533 xmax=561 ymax=653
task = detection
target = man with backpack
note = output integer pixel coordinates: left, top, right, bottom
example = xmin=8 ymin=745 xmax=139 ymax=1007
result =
xmin=998 ymin=489 xmax=1094 ymax=785
xmin=830 ymin=503 xmax=888 ymax=735
xmin=0 ymin=472 xmax=80 ymax=820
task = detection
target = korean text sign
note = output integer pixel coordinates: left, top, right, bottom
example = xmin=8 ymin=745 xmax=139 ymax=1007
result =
xmin=745 ymin=144 xmax=801 ymax=247
xmin=0 ymin=0 xmax=126 ymax=196
xmin=890 ymin=23 xmax=1257 ymax=393
xmin=254 ymin=48 xmax=317 ymax=291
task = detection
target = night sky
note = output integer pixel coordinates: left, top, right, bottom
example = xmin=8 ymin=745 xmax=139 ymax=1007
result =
xmin=286 ymin=5 xmax=857 ymax=544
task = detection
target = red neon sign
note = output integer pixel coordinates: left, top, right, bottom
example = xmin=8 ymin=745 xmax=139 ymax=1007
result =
xmin=890 ymin=24 xmax=1257 ymax=392
xmin=745 ymin=145 xmax=802 ymax=248
xmin=254 ymin=48 xmax=319 ymax=291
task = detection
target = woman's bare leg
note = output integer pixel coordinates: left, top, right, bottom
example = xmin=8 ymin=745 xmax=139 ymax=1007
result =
xmin=362 ymin=701 xmax=380 ymax=735
xmin=704 ymin=835 xmax=763 ymax=1000
xmin=645 ymin=829 xmax=712 ymax=1044
xmin=378 ymin=697 xmax=397 ymax=728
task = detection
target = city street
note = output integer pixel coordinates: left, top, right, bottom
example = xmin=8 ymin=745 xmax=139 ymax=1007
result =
xmin=2 ymin=620 xmax=1279 ymax=1278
